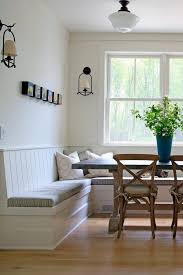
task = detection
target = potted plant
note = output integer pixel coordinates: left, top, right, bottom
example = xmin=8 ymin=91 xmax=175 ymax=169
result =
xmin=132 ymin=97 xmax=183 ymax=163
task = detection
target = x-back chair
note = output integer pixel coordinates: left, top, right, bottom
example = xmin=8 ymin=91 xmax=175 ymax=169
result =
xmin=113 ymin=154 xmax=159 ymax=239
xmin=170 ymin=156 xmax=183 ymax=238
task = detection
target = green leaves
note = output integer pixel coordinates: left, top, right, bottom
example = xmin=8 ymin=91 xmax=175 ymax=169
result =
xmin=132 ymin=97 xmax=183 ymax=137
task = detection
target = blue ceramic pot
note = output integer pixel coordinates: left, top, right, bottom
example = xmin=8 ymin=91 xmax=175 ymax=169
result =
xmin=156 ymin=135 xmax=173 ymax=163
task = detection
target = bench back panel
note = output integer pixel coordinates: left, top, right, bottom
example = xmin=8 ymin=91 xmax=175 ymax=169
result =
xmin=2 ymin=147 xmax=62 ymax=197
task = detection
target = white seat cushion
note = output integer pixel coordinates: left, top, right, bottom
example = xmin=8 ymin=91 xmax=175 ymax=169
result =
xmin=170 ymin=185 xmax=183 ymax=194
xmin=178 ymin=186 xmax=183 ymax=194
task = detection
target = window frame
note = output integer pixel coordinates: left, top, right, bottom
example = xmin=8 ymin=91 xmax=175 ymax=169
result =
xmin=104 ymin=53 xmax=183 ymax=145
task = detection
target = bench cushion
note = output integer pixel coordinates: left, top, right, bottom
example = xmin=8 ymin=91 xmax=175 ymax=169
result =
xmin=8 ymin=179 xmax=91 ymax=207
xmin=91 ymin=177 xmax=181 ymax=186
xmin=91 ymin=177 xmax=114 ymax=185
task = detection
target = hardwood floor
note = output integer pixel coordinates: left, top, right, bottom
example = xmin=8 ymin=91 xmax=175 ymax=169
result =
xmin=1 ymin=215 xmax=183 ymax=274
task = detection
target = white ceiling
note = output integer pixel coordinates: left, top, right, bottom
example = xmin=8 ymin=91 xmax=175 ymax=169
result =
xmin=45 ymin=0 xmax=183 ymax=33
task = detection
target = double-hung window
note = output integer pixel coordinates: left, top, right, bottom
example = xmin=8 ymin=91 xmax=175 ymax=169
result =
xmin=105 ymin=54 xmax=183 ymax=144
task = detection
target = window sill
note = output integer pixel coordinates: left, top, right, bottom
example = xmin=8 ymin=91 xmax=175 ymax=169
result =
xmin=103 ymin=142 xmax=183 ymax=147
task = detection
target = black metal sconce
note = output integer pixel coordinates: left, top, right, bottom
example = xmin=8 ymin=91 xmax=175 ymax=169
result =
xmin=77 ymin=67 xmax=93 ymax=96
xmin=0 ymin=19 xmax=17 ymax=68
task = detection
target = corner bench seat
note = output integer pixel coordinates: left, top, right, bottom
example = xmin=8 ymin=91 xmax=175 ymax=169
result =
xmin=7 ymin=177 xmax=182 ymax=208
xmin=7 ymin=179 xmax=91 ymax=208
xmin=91 ymin=177 xmax=183 ymax=185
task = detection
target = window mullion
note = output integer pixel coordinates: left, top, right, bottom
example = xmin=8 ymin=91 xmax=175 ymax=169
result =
xmin=166 ymin=55 xmax=170 ymax=97
xmin=105 ymin=56 xmax=111 ymax=143
xmin=107 ymin=56 xmax=111 ymax=98
xmin=105 ymin=99 xmax=110 ymax=143
xmin=161 ymin=54 xmax=169 ymax=97
xmin=132 ymin=101 xmax=136 ymax=142
xmin=134 ymin=58 xmax=136 ymax=98
xmin=130 ymin=59 xmax=136 ymax=142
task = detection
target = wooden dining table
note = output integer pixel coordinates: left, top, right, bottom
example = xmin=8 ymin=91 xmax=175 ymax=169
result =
xmin=72 ymin=158 xmax=182 ymax=234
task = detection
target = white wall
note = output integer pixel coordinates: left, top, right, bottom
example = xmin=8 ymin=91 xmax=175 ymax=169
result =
xmin=0 ymin=0 xmax=68 ymax=149
xmin=68 ymin=32 xmax=183 ymax=154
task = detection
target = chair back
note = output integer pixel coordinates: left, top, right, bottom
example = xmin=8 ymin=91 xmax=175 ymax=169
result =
xmin=113 ymin=154 xmax=159 ymax=193
xmin=170 ymin=155 xmax=183 ymax=192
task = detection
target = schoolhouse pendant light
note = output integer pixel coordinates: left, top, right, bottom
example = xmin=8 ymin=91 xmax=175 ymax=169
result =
xmin=108 ymin=0 xmax=140 ymax=33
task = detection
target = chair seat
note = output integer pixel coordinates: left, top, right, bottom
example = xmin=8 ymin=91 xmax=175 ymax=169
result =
xmin=170 ymin=185 xmax=183 ymax=195
xmin=124 ymin=184 xmax=156 ymax=196
xmin=178 ymin=186 xmax=183 ymax=194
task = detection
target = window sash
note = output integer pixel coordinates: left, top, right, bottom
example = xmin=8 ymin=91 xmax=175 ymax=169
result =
xmin=107 ymin=54 xmax=162 ymax=99
xmin=105 ymin=53 xmax=183 ymax=144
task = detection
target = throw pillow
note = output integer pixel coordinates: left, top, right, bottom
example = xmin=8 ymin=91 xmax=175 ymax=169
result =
xmin=63 ymin=149 xmax=93 ymax=161
xmin=85 ymin=151 xmax=113 ymax=177
xmin=56 ymin=151 xmax=84 ymax=180
xmin=63 ymin=149 xmax=93 ymax=175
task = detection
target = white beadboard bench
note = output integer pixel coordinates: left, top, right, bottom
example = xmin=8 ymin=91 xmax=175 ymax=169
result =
xmin=0 ymin=147 xmax=92 ymax=250
xmin=0 ymin=146 xmax=179 ymax=250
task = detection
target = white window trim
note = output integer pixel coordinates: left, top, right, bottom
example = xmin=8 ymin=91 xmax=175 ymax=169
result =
xmin=103 ymin=52 xmax=183 ymax=146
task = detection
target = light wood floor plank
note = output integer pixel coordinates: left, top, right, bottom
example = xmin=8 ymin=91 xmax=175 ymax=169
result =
xmin=1 ymin=216 xmax=183 ymax=274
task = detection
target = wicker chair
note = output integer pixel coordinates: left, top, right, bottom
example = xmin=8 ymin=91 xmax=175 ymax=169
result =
xmin=113 ymin=154 xmax=159 ymax=239
xmin=170 ymin=156 xmax=183 ymax=238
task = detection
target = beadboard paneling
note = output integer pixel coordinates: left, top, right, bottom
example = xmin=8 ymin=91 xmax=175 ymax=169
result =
xmin=2 ymin=147 xmax=63 ymax=197
xmin=0 ymin=152 xmax=7 ymax=206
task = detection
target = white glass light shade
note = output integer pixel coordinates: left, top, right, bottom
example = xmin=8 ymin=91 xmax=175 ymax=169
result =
xmin=2 ymin=40 xmax=17 ymax=57
xmin=80 ymin=78 xmax=90 ymax=89
xmin=108 ymin=11 xmax=140 ymax=33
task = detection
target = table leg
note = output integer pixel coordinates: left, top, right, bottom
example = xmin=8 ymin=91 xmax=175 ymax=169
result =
xmin=108 ymin=170 xmax=120 ymax=234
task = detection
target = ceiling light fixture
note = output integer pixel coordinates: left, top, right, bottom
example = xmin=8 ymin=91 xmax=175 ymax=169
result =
xmin=108 ymin=0 xmax=140 ymax=33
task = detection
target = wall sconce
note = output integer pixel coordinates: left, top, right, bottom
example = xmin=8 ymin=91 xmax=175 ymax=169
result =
xmin=0 ymin=19 xmax=17 ymax=68
xmin=77 ymin=67 xmax=93 ymax=96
